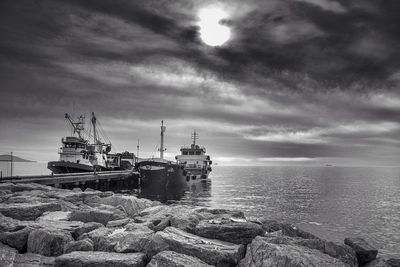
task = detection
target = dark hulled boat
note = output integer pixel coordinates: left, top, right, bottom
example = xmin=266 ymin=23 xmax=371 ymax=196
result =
xmin=48 ymin=113 xmax=134 ymax=174
xmin=136 ymin=121 xmax=212 ymax=196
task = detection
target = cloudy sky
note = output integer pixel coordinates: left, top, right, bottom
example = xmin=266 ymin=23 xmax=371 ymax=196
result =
xmin=0 ymin=0 xmax=399 ymax=166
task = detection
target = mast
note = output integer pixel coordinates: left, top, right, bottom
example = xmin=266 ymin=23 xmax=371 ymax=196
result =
xmin=91 ymin=112 xmax=98 ymax=144
xmin=65 ymin=113 xmax=85 ymax=140
xmin=159 ymin=120 xmax=166 ymax=159
xmin=137 ymin=139 xmax=140 ymax=159
xmin=10 ymin=152 xmax=13 ymax=178
xmin=192 ymin=130 xmax=198 ymax=145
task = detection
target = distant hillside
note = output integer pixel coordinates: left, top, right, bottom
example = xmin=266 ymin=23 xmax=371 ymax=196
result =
xmin=0 ymin=154 xmax=35 ymax=162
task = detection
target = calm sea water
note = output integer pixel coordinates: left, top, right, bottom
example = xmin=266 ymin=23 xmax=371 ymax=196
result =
xmin=178 ymin=166 xmax=400 ymax=258
xmin=1 ymin=163 xmax=399 ymax=257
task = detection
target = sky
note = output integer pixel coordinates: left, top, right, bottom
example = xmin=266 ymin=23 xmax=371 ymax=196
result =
xmin=0 ymin=0 xmax=399 ymax=166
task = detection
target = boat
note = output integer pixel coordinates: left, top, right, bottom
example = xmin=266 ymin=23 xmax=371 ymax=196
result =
xmin=175 ymin=130 xmax=212 ymax=180
xmin=48 ymin=112 xmax=133 ymax=174
xmin=137 ymin=121 xmax=212 ymax=196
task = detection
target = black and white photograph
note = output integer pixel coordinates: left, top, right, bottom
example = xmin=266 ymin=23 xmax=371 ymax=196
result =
xmin=0 ymin=0 xmax=399 ymax=266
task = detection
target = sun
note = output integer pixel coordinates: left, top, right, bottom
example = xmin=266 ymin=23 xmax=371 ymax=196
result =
xmin=197 ymin=7 xmax=231 ymax=47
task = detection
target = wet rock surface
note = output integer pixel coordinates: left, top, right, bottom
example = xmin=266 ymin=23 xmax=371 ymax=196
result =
xmin=194 ymin=218 xmax=264 ymax=244
xmin=27 ymin=228 xmax=74 ymax=256
xmin=55 ymin=251 xmax=147 ymax=267
xmin=239 ymin=236 xmax=349 ymax=267
xmin=0 ymin=182 xmax=393 ymax=267
xmin=148 ymin=226 xmax=245 ymax=266
xmin=345 ymin=237 xmax=378 ymax=266
xmin=148 ymin=250 xmax=212 ymax=267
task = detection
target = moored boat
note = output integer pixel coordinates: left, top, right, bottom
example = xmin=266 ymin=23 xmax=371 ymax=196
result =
xmin=137 ymin=121 xmax=212 ymax=196
xmin=48 ymin=112 xmax=133 ymax=174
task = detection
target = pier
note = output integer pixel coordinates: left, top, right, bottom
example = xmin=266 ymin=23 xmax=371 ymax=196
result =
xmin=0 ymin=170 xmax=139 ymax=191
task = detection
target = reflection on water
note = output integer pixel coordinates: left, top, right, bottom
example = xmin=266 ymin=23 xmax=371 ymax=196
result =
xmin=137 ymin=179 xmax=212 ymax=204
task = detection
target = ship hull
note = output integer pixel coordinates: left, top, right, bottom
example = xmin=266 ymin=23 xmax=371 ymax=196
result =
xmin=137 ymin=160 xmax=209 ymax=197
xmin=47 ymin=161 xmax=95 ymax=174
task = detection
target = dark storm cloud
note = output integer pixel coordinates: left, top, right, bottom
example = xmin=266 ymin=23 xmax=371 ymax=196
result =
xmin=0 ymin=0 xmax=399 ymax=165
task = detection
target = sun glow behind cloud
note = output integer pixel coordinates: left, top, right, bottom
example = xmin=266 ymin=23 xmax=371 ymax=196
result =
xmin=197 ymin=7 xmax=231 ymax=46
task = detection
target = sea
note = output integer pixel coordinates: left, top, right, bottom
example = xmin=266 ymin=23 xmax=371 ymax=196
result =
xmin=1 ymin=162 xmax=399 ymax=257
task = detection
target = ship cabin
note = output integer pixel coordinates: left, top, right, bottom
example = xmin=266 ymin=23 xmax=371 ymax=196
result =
xmin=176 ymin=144 xmax=211 ymax=172
xmin=59 ymin=136 xmax=90 ymax=164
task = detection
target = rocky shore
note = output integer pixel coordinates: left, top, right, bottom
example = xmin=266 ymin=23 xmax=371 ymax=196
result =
xmin=0 ymin=182 xmax=398 ymax=267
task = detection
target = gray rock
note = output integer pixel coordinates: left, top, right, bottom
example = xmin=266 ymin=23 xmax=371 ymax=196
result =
xmin=54 ymin=251 xmax=147 ymax=267
xmin=106 ymin=217 xmax=131 ymax=228
xmin=78 ymin=227 xmax=128 ymax=252
xmin=0 ymin=202 xmax=61 ymax=220
xmin=72 ymin=222 xmax=103 ymax=239
xmin=364 ymin=258 xmax=392 ymax=267
xmin=13 ymin=252 xmax=55 ymax=267
xmin=27 ymin=228 xmax=74 ymax=256
xmin=239 ymin=236 xmax=348 ymax=267
xmin=0 ymin=242 xmax=18 ymax=267
xmin=136 ymin=205 xmax=246 ymax=234
xmin=194 ymin=218 xmax=264 ymax=244
xmin=0 ymin=183 xmax=53 ymax=193
xmin=0 ymin=212 xmax=26 ymax=232
xmin=36 ymin=211 xmax=72 ymax=222
xmin=263 ymin=235 xmax=357 ymax=266
xmin=0 ymin=226 xmax=34 ymax=252
xmin=98 ymin=195 xmax=154 ymax=217
xmin=113 ymin=225 xmax=154 ymax=253
xmin=345 ymin=237 xmax=378 ymax=265
xmin=70 ymin=207 xmax=125 ymax=225
xmin=261 ymin=219 xmax=319 ymax=239
xmin=147 ymin=226 xmax=245 ymax=266
xmin=64 ymin=239 xmax=94 ymax=253
xmin=147 ymin=251 xmax=212 ymax=267
xmin=387 ymin=258 xmax=400 ymax=267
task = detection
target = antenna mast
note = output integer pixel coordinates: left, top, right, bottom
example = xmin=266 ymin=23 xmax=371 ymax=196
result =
xmin=65 ymin=113 xmax=85 ymax=140
xmin=192 ymin=129 xmax=198 ymax=145
xmin=159 ymin=120 xmax=166 ymax=159
xmin=137 ymin=139 xmax=140 ymax=159
xmin=91 ymin=112 xmax=98 ymax=144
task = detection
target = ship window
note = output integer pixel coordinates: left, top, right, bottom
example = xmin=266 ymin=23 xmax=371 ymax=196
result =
xmin=195 ymin=151 xmax=201 ymax=155
xmin=182 ymin=151 xmax=188 ymax=155
xmin=189 ymin=151 xmax=194 ymax=155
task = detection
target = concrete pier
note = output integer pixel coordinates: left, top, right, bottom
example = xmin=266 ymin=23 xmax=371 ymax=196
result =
xmin=0 ymin=170 xmax=139 ymax=190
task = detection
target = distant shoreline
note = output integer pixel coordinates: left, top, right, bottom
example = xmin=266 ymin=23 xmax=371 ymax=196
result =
xmin=0 ymin=154 xmax=36 ymax=163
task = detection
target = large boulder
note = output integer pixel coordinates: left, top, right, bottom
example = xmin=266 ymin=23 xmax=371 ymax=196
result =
xmin=0 ymin=202 xmax=61 ymax=220
xmin=0 ymin=242 xmax=18 ymax=267
xmin=148 ymin=251 xmax=212 ymax=267
xmin=97 ymin=195 xmax=154 ymax=217
xmin=107 ymin=217 xmax=132 ymax=228
xmin=194 ymin=218 xmax=264 ymax=244
xmin=261 ymin=219 xmax=319 ymax=239
xmin=147 ymin=227 xmax=245 ymax=266
xmin=239 ymin=236 xmax=349 ymax=267
xmin=0 ymin=212 xmax=26 ymax=232
xmin=0 ymin=183 xmax=53 ymax=192
xmin=64 ymin=239 xmax=94 ymax=254
xmin=113 ymin=225 xmax=154 ymax=253
xmin=136 ymin=205 xmax=246 ymax=233
xmin=27 ymin=228 xmax=74 ymax=256
xmin=72 ymin=222 xmax=103 ymax=239
xmin=44 ymin=189 xmax=113 ymax=204
xmin=0 ymin=226 xmax=34 ymax=252
xmin=78 ymin=227 xmax=128 ymax=252
xmin=36 ymin=211 xmax=72 ymax=222
xmin=344 ymin=237 xmax=378 ymax=265
xmin=263 ymin=235 xmax=357 ymax=266
xmin=54 ymin=251 xmax=147 ymax=267
xmin=13 ymin=253 xmax=55 ymax=267
xmin=70 ymin=207 xmax=125 ymax=225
